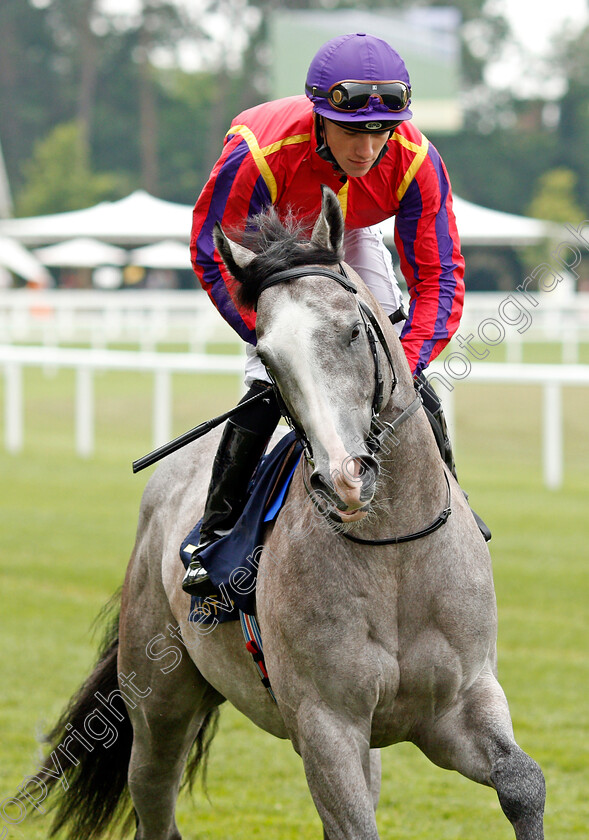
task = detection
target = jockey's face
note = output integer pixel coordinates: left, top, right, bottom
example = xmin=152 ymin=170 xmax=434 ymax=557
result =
xmin=322 ymin=119 xmax=390 ymax=178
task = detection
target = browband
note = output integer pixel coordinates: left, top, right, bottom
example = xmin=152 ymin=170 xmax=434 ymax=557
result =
xmin=255 ymin=264 xmax=357 ymax=309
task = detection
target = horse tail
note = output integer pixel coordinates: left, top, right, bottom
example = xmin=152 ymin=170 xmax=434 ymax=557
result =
xmin=36 ymin=591 xmax=134 ymax=840
xmin=184 ymin=706 xmax=221 ymax=798
xmin=34 ymin=591 xmax=220 ymax=840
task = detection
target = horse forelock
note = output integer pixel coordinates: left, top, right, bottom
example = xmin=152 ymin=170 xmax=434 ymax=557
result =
xmin=230 ymin=207 xmax=345 ymax=309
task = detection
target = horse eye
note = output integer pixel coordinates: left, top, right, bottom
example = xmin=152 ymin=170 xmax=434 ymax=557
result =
xmin=350 ymin=324 xmax=361 ymax=342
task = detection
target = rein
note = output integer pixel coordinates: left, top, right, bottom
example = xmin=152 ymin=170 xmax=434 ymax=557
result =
xmin=340 ymin=472 xmax=452 ymax=546
xmin=256 ymin=262 xmax=452 ymax=547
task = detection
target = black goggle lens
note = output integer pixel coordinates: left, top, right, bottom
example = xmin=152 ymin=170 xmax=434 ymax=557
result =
xmin=329 ymin=81 xmax=410 ymax=112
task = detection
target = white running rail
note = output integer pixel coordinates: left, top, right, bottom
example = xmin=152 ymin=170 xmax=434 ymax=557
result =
xmin=1 ymin=345 xmax=244 ymax=461
xmin=1 ymin=289 xmax=589 ymax=359
xmin=0 ymin=289 xmax=240 ymax=351
xmin=1 ymin=345 xmax=588 ymax=489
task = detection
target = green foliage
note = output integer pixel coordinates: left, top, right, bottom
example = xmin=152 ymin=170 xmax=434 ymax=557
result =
xmin=432 ymin=125 xmax=557 ymax=215
xmin=527 ymin=168 xmax=585 ymax=223
xmin=157 ymin=69 xmax=242 ymax=204
xmin=522 ymin=168 xmax=586 ymax=274
xmin=0 ymin=0 xmax=64 ymax=194
xmin=2 ymin=0 xmax=589 ymax=217
xmin=15 ymin=121 xmax=124 ymax=215
xmin=556 ymin=26 xmax=589 ymax=213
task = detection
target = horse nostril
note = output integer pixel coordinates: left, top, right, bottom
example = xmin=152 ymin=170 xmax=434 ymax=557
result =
xmin=309 ymin=470 xmax=333 ymax=496
xmin=342 ymin=455 xmax=378 ymax=488
xmin=309 ymin=470 xmax=341 ymax=512
xmin=346 ymin=455 xmax=379 ymax=501
xmin=359 ymin=455 xmax=379 ymax=487
xmin=310 ymin=456 xmax=379 ymax=509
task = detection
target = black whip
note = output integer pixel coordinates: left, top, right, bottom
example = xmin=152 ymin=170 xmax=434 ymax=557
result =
xmin=132 ymin=389 xmax=268 ymax=473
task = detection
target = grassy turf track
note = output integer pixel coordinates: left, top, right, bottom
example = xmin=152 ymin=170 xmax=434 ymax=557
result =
xmin=0 ymin=365 xmax=587 ymax=839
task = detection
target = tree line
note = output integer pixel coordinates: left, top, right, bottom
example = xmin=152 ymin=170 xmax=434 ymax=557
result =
xmin=1 ymin=0 xmax=587 ymax=224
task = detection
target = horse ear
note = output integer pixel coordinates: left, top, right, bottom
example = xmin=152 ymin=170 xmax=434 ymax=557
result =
xmin=213 ymin=222 xmax=256 ymax=279
xmin=311 ymin=186 xmax=345 ymax=255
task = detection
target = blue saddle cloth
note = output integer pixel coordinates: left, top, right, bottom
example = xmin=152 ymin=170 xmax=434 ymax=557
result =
xmin=180 ymin=431 xmax=302 ymax=624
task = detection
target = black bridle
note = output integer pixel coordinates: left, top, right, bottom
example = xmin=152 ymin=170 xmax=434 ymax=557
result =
xmin=256 ymin=262 xmax=451 ymax=546
xmin=257 ymin=263 xmax=412 ymax=455
xmin=256 ymin=264 xmax=358 ymax=300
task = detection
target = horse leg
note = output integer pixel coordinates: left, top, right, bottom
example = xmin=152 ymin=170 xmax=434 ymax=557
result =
xmin=414 ymin=670 xmax=545 ymax=840
xmin=321 ymin=748 xmax=381 ymax=840
xmin=294 ymin=707 xmax=380 ymax=840
xmin=119 ymin=572 xmax=223 ymax=840
xmin=126 ymin=668 xmax=221 ymax=840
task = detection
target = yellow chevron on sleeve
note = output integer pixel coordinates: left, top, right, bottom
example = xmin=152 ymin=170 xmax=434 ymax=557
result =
xmin=392 ymin=133 xmax=430 ymax=202
xmin=261 ymin=133 xmax=310 ymax=157
xmin=226 ymin=127 xmax=310 ymax=204
xmin=337 ymin=181 xmax=349 ymax=220
xmin=227 ymin=125 xmax=278 ymax=202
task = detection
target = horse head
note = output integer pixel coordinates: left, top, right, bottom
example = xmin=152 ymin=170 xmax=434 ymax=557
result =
xmin=213 ymin=187 xmax=415 ymax=523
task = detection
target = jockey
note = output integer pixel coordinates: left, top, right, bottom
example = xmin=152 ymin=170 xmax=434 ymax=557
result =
xmin=182 ymin=32 xmax=478 ymax=596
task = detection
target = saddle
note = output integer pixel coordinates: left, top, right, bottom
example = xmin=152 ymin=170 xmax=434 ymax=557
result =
xmin=180 ymin=431 xmax=302 ymax=624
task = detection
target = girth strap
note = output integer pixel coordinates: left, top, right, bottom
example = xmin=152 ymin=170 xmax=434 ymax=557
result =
xmin=240 ymin=611 xmax=276 ymax=702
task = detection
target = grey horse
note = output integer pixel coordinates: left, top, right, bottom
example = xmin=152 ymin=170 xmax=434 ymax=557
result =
xmin=38 ymin=187 xmax=545 ymax=840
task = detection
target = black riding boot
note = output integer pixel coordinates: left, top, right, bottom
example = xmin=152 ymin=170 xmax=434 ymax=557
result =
xmin=181 ymin=382 xmax=281 ymax=596
xmin=415 ymin=374 xmax=492 ymax=542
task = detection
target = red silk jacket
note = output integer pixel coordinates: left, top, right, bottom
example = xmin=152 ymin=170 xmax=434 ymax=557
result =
xmin=190 ymin=95 xmax=465 ymax=376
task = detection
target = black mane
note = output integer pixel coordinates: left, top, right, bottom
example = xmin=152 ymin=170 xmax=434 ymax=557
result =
xmin=230 ymin=207 xmax=344 ymax=309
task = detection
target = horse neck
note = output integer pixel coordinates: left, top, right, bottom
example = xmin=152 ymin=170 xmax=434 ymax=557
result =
xmin=370 ymin=380 xmax=448 ymax=532
xmin=359 ymin=299 xmax=449 ymax=528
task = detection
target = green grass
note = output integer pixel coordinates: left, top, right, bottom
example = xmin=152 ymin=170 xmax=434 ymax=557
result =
xmin=0 ymin=368 xmax=588 ymax=838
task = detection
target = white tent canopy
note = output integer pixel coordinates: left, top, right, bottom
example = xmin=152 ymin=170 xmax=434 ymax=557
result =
xmin=0 ymin=191 xmax=193 ymax=247
xmin=0 ymin=188 xmax=561 ymax=251
xmin=129 ymin=240 xmax=191 ymax=269
xmin=452 ymin=196 xmax=559 ymax=246
xmin=34 ymin=237 xmax=127 ymax=268
xmin=381 ymin=195 xmax=560 ymax=248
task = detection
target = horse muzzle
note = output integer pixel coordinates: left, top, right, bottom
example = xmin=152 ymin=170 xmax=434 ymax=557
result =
xmin=308 ymin=453 xmax=379 ymax=522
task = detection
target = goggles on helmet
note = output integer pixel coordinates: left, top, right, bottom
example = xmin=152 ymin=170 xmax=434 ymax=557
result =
xmin=305 ymin=79 xmax=411 ymax=113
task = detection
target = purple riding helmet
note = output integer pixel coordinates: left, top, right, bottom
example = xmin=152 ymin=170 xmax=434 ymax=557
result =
xmin=305 ymin=32 xmax=413 ymax=134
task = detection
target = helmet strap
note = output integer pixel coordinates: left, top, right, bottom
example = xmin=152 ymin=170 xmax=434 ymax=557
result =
xmin=372 ymin=138 xmax=392 ymax=168
xmin=314 ymin=115 xmax=341 ymax=170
